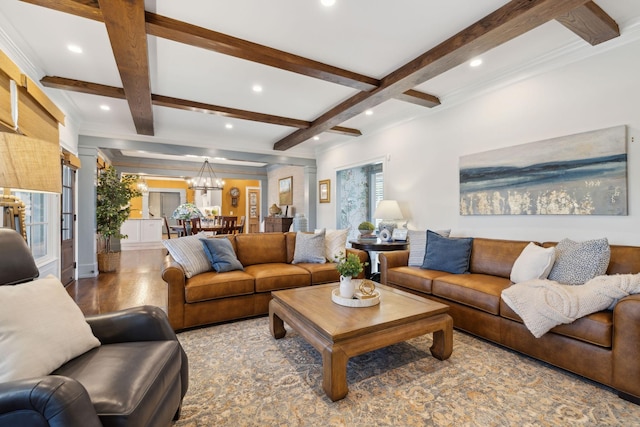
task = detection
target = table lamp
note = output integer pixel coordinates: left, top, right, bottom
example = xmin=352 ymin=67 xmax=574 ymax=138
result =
xmin=373 ymin=200 xmax=403 ymax=235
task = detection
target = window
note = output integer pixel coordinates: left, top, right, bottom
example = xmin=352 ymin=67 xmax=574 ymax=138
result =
xmin=13 ymin=191 xmax=48 ymax=259
xmin=336 ymin=162 xmax=383 ymax=242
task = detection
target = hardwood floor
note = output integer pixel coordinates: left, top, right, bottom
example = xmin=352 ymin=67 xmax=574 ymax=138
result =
xmin=66 ymin=249 xmax=168 ymax=316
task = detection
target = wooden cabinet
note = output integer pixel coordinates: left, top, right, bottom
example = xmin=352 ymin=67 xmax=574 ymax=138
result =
xmin=264 ymin=217 xmax=293 ymax=232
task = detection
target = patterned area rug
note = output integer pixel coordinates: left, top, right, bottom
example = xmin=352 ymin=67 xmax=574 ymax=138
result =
xmin=174 ymin=317 xmax=640 ymax=426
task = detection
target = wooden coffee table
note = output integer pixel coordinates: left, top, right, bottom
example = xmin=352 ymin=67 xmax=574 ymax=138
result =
xmin=269 ymin=283 xmax=453 ymax=401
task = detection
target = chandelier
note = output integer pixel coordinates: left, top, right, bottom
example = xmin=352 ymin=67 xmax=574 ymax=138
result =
xmin=187 ymin=159 xmax=224 ymax=194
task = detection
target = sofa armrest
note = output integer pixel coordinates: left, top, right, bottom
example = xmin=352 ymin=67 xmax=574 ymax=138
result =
xmin=86 ymin=305 xmax=177 ymax=344
xmin=346 ymin=248 xmax=369 ymax=279
xmin=612 ymin=294 xmax=640 ymax=402
xmin=162 ymin=254 xmax=187 ymax=330
xmin=0 ymin=376 xmax=101 ymax=427
xmin=379 ymin=250 xmax=409 ymax=285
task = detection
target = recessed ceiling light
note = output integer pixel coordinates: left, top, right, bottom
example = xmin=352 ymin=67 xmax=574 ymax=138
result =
xmin=470 ymin=58 xmax=483 ymax=67
xmin=313 ymin=136 xmax=320 ymax=141
xmin=225 ymin=123 xmax=233 ymax=129
xmin=67 ymin=44 xmax=83 ymax=54
xmin=321 ymin=0 xmax=336 ymax=6
xmin=213 ymin=157 xmax=227 ymax=161
xmin=100 ymin=105 xmax=110 ymax=111
xmin=365 ymin=110 xmax=373 ymax=116
xmin=252 ymin=84 xmax=263 ymax=93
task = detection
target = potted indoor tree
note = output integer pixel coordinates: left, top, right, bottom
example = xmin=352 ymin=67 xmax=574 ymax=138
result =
xmin=96 ymin=166 xmax=141 ymax=272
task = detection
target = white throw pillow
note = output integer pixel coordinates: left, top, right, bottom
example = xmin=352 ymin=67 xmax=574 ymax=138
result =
xmin=0 ymin=275 xmax=101 ymax=382
xmin=163 ymin=233 xmax=212 ymax=278
xmin=510 ymin=242 xmax=556 ymax=284
xmin=408 ymin=229 xmax=451 ymax=267
xmin=323 ymin=229 xmax=348 ymax=261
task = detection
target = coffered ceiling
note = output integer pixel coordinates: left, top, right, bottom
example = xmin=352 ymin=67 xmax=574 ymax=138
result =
xmin=0 ymin=0 xmax=639 ymax=177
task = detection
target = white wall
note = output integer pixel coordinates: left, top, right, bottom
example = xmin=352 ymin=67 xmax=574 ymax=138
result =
xmin=316 ymin=36 xmax=640 ymax=246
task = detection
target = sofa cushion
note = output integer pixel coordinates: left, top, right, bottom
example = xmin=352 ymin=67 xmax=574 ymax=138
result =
xmin=244 ymin=263 xmax=310 ymax=292
xmin=510 ymin=242 xmax=556 ymax=283
xmin=386 ymin=266 xmax=450 ymax=294
xmin=201 ymin=237 xmax=244 ymax=273
xmin=53 ymin=341 xmax=181 ymax=426
xmin=422 ymin=231 xmax=473 ymax=274
xmin=185 ymin=270 xmax=255 ymax=303
xmin=0 ymin=275 xmax=101 ymax=382
xmin=296 ymin=262 xmax=340 ymax=284
xmin=548 ymin=238 xmax=610 ymax=285
xmin=408 ymin=229 xmax=451 ymax=267
xmin=163 ymin=234 xmax=212 ymax=278
xmin=469 ymin=238 xmax=530 ymax=278
xmin=432 ymin=274 xmax=512 ymax=315
xmin=499 ymin=299 xmax=612 ymax=347
xmin=293 ymin=230 xmax=327 ymax=264
xmin=235 ymin=233 xmax=288 ymax=266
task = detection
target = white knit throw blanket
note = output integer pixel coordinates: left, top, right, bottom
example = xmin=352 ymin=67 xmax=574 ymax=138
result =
xmin=501 ymin=274 xmax=640 ymax=338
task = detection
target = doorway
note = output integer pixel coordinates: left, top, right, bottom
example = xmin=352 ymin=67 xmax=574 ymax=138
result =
xmin=60 ymin=163 xmax=76 ymax=285
xmin=336 ymin=162 xmax=383 ymax=242
xmin=149 ymin=191 xmax=181 ymax=225
xmin=247 ymin=187 xmax=260 ymax=233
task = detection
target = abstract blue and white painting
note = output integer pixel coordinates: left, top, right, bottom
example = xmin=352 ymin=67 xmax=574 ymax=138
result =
xmin=460 ymin=126 xmax=627 ymax=215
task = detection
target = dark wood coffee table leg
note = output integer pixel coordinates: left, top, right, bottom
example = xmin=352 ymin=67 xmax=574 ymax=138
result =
xmin=429 ymin=314 xmax=453 ymax=360
xmin=269 ymin=300 xmax=286 ymax=339
xmin=322 ymin=344 xmax=348 ymax=401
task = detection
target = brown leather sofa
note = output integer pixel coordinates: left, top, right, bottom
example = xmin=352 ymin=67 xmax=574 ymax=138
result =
xmin=380 ymin=237 xmax=640 ymax=405
xmin=0 ymin=228 xmax=189 ymax=427
xmin=162 ymin=232 xmax=368 ymax=330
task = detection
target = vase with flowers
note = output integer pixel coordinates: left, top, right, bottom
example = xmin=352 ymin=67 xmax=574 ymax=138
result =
xmin=334 ymin=252 xmax=368 ymax=298
xmin=172 ymin=202 xmax=204 ymax=235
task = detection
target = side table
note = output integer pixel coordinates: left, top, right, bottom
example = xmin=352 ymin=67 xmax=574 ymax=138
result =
xmin=349 ymin=238 xmax=408 ymax=279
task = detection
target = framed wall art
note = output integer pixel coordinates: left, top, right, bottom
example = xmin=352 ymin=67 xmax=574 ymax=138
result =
xmin=319 ymin=179 xmax=330 ymax=203
xmin=459 ymin=125 xmax=627 ymax=215
xmin=278 ymin=176 xmax=293 ymax=205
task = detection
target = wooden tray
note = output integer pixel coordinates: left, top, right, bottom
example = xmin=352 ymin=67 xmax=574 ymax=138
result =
xmin=331 ymin=288 xmax=380 ymax=307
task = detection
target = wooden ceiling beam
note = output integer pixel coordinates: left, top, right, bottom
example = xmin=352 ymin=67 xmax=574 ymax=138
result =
xmin=20 ymin=0 xmax=440 ymax=108
xmin=40 ymin=76 xmax=362 ymax=137
xmin=273 ymin=0 xmax=593 ymax=151
xmin=20 ymin=0 xmax=103 ymax=22
xmin=97 ymin=0 xmax=154 ymax=135
xmin=556 ymin=1 xmax=619 ymax=46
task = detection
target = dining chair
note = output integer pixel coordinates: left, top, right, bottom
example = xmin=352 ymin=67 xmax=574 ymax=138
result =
xmin=163 ymin=216 xmax=175 ymax=239
xmin=190 ymin=217 xmax=201 ymax=235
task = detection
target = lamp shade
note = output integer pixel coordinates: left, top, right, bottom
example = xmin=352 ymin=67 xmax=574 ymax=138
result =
xmin=373 ymin=200 xmax=403 ymax=220
xmin=0 ymin=132 xmax=61 ymax=193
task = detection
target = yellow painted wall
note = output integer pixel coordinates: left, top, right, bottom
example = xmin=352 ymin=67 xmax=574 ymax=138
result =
xmin=221 ymin=179 xmax=260 ymax=219
xmin=128 ymin=178 xmax=258 ymax=219
xmin=129 ymin=178 xmax=194 ymax=219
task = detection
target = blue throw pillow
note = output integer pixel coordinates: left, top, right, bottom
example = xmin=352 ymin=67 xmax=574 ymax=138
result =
xmin=421 ymin=230 xmax=473 ymax=274
xmin=200 ymin=237 xmax=244 ymax=273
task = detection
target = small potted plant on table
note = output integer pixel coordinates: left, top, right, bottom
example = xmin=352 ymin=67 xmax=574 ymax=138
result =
xmin=335 ymin=252 xmax=367 ymax=298
xmin=358 ymin=221 xmax=376 ymax=237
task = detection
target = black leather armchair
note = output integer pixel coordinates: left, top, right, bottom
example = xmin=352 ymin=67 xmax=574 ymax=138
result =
xmin=0 ymin=228 xmax=188 ymax=427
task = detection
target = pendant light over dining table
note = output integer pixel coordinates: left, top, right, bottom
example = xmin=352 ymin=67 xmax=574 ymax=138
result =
xmin=187 ymin=159 xmax=224 ymax=194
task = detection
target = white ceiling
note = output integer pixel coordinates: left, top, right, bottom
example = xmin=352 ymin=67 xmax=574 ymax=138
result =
xmin=1 ymin=0 xmax=639 ymax=173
